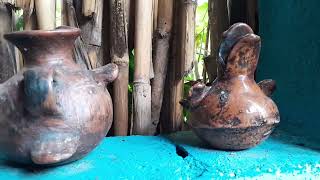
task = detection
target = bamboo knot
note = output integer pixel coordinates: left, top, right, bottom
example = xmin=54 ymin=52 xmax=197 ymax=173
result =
xmin=157 ymin=30 xmax=170 ymax=39
xmin=183 ymin=0 xmax=197 ymax=5
xmin=133 ymin=78 xmax=150 ymax=85
xmin=112 ymin=55 xmax=129 ymax=66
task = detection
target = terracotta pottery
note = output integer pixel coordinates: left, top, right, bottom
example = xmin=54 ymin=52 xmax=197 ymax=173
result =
xmin=0 ymin=26 xmax=118 ymax=165
xmin=181 ymin=23 xmax=280 ymax=150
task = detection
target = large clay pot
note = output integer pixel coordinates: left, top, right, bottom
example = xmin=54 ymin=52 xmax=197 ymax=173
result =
xmin=181 ymin=23 xmax=280 ymax=150
xmin=0 ymin=27 xmax=118 ymax=165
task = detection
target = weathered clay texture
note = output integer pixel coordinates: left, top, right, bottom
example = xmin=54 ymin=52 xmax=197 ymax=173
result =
xmin=0 ymin=27 xmax=118 ymax=165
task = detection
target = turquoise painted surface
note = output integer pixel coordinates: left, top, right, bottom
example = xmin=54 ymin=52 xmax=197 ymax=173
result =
xmin=258 ymin=0 xmax=320 ymax=137
xmin=0 ymin=131 xmax=319 ymax=179
xmin=1 ymin=1 xmax=320 ymax=179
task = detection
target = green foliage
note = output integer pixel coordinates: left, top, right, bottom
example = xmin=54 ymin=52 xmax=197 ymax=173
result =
xmin=195 ymin=2 xmax=209 ymax=53
xmin=128 ymin=49 xmax=135 ymax=117
xmin=128 ymin=49 xmax=135 ymax=93
xmin=15 ymin=10 xmax=24 ymax=31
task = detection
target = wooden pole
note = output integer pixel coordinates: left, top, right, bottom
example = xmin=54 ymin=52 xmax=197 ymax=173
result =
xmin=229 ymin=0 xmax=258 ymax=33
xmin=202 ymin=24 xmax=210 ymax=83
xmin=60 ymin=0 xmax=90 ymax=68
xmin=73 ymin=0 xmax=104 ymax=69
xmin=132 ymin=0 xmax=153 ymax=135
xmin=82 ymin=0 xmax=96 ymax=17
xmin=150 ymin=0 xmax=174 ymax=135
xmin=160 ymin=0 xmax=195 ymax=133
xmin=110 ymin=0 xmax=130 ymax=136
xmin=16 ymin=0 xmax=37 ymax=30
xmin=152 ymin=0 xmax=158 ymax=32
xmin=179 ymin=0 xmax=197 ymax=77
xmin=14 ymin=0 xmax=37 ymax=70
xmin=0 ymin=4 xmax=15 ymax=83
xmin=34 ymin=0 xmax=56 ymax=29
xmin=206 ymin=0 xmax=229 ymax=82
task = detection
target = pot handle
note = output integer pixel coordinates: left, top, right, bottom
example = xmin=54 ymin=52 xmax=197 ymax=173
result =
xmin=258 ymin=79 xmax=276 ymax=97
xmin=91 ymin=63 xmax=119 ymax=84
xmin=180 ymin=81 xmax=209 ymax=110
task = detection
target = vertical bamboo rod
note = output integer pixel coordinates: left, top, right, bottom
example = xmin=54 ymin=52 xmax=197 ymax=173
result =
xmin=0 ymin=4 xmax=15 ymax=82
xmin=202 ymin=24 xmax=210 ymax=83
xmin=179 ymin=0 xmax=197 ymax=77
xmin=61 ymin=0 xmax=68 ymax=25
xmin=206 ymin=0 xmax=229 ymax=82
xmin=229 ymin=0 xmax=258 ymax=33
xmin=110 ymin=0 xmax=130 ymax=136
xmin=150 ymin=0 xmax=174 ymax=134
xmin=34 ymin=0 xmax=56 ymax=29
xmin=152 ymin=0 xmax=158 ymax=32
xmin=132 ymin=0 xmax=153 ymax=135
xmin=82 ymin=0 xmax=96 ymax=17
xmin=73 ymin=0 xmax=104 ymax=69
xmin=159 ymin=0 xmax=187 ymax=133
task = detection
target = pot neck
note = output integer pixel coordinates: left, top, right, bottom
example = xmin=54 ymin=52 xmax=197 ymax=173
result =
xmin=4 ymin=26 xmax=80 ymax=67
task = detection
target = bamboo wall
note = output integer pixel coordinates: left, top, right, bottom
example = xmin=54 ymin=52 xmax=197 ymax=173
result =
xmin=0 ymin=0 xmax=258 ymax=136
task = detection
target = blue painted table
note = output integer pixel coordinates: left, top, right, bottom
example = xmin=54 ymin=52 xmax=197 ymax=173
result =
xmin=0 ymin=130 xmax=319 ymax=179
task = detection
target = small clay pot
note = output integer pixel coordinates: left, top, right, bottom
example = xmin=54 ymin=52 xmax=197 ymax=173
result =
xmin=181 ymin=23 xmax=280 ymax=150
xmin=0 ymin=26 xmax=118 ymax=165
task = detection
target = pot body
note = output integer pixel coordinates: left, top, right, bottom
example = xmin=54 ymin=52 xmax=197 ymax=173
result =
xmin=0 ymin=27 xmax=118 ymax=165
xmin=182 ymin=23 xmax=280 ymax=150
xmin=188 ymin=77 xmax=279 ymax=150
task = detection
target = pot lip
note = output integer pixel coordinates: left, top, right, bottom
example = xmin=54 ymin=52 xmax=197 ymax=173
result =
xmin=4 ymin=26 xmax=81 ymax=39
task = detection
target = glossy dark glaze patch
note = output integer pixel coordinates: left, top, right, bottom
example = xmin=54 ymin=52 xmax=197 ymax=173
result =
xmin=181 ymin=23 xmax=280 ymax=150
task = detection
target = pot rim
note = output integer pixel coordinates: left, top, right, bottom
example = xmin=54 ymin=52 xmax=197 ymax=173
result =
xmin=4 ymin=26 xmax=81 ymax=39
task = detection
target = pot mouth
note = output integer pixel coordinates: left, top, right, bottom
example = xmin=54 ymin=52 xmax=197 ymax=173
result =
xmin=4 ymin=26 xmax=81 ymax=40
xmin=3 ymin=26 xmax=81 ymax=66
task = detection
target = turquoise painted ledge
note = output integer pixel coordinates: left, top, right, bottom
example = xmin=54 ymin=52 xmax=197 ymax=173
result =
xmin=0 ymin=131 xmax=319 ymax=180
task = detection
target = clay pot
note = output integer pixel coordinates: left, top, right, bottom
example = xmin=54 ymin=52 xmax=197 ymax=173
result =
xmin=181 ymin=23 xmax=280 ymax=150
xmin=0 ymin=27 xmax=118 ymax=165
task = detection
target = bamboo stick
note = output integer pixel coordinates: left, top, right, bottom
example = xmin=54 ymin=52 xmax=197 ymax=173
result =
xmin=20 ymin=0 xmax=37 ymax=30
xmin=34 ymin=0 xmax=55 ymax=29
xmin=110 ymin=0 xmax=130 ymax=136
xmin=0 ymin=4 xmax=16 ymax=82
xmin=179 ymin=0 xmax=197 ymax=77
xmin=150 ymin=0 xmax=174 ymax=135
xmin=74 ymin=0 xmax=104 ymax=69
xmin=23 ymin=10 xmax=37 ymax=30
xmin=229 ymin=0 xmax=258 ymax=33
xmin=159 ymin=0 xmax=183 ymax=133
xmin=14 ymin=0 xmax=36 ymax=70
xmin=132 ymin=0 xmax=153 ymax=135
xmin=82 ymin=0 xmax=96 ymax=17
xmin=202 ymin=24 xmax=210 ymax=83
xmin=62 ymin=0 xmax=90 ymax=68
xmin=128 ymin=0 xmax=135 ymax=52
xmin=206 ymin=0 xmax=229 ymax=82
xmin=152 ymin=0 xmax=158 ymax=32
xmin=61 ymin=0 xmax=68 ymax=25
xmin=246 ymin=0 xmax=258 ymax=33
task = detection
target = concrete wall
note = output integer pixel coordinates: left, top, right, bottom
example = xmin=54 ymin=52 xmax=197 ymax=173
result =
xmin=258 ymin=0 xmax=320 ymax=137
